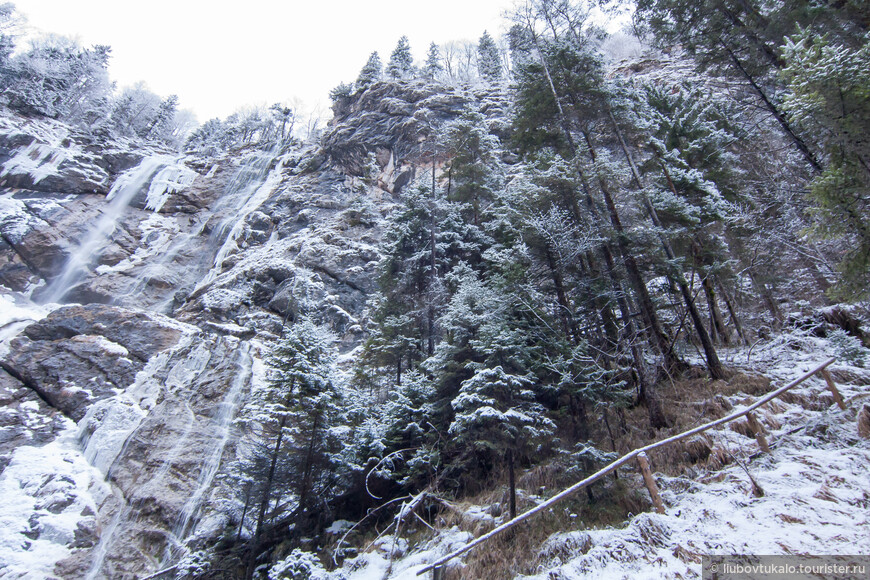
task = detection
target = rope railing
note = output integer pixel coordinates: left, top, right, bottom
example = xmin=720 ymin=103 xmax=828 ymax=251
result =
xmin=418 ymin=357 xmax=843 ymax=576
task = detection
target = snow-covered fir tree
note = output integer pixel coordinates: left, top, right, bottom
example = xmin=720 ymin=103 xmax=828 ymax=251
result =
xmin=386 ymin=35 xmax=414 ymax=79
xmin=355 ymin=51 xmax=382 ymax=90
xmin=477 ymin=30 xmax=503 ymax=83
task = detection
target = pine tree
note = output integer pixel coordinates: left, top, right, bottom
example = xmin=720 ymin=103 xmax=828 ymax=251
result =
xmin=781 ymin=29 xmax=870 ymax=298
xmin=0 ymin=3 xmax=17 ymax=66
xmin=437 ymin=269 xmax=555 ymax=518
xmin=145 ymin=94 xmax=179 ymax=141
xmin=632 ymin=0 xmax=824 ymax=173
xmin=450 ymin=366 xmax=553 ymax=519
xmin=445 ymin=108 xmax=503 ymax=225
xmin=242 ymin=319 xmax=343 ymax=580
xmin=424 ymin=41 xmax=443 ymax=80
xmin=355 ymin=51 xmax=382 ymax=90
xmin=387 ymin=36 xmax=414 ymax=79
xmin=477 ymin=30 xmax=503 ymax=83
xmin=625 ymin=80 xmax=743 ymax=346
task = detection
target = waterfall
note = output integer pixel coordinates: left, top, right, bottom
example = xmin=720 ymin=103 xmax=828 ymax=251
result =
xmin=41 ymin=155 xmax=172 ymax=304
xmin=79 ymin=334 xmax=214 ymax=579
xmin=193 ymin=147 xmax=286 ymax=292
xmin=173 ymin=341 xmax=253 ymax=541
xmin=83 ymin=487 xmax=129 ymax=580
xmin=113 ymin=146 xmax=281 ymax=311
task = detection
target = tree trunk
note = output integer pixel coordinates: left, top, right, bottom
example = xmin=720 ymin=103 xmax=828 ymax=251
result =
xmin=236 ymin=489 xmax=252 ymax=543
xmin=717 ymin=277 xmax=749 ymax=345
xmin=582 ymin=250 xmax=621 ymax=351
xmin=245 ymin=414 xmax=287 ymax=580
xmin=747 ymin=269 xmax=783 ymax=326
xmin=298 ymin=411 xmax=321 ymax=513
xmin=608 ymin=111 xmax=725 ymax=379
xmin=429 ymin=157 xmax=438 ymax=356
xmin=589 ymin=143 xmax=680 ymax=373
xmin=396 ymin=355 xmax=402 ymax=386
xmin=599 ymin=246 xmax=670 ymax=429
xmin=544 ymin=244 xmax=581 ymax=343
xmin=721 ymin=41 xmax=822 ymax=174
xmin=507 ymin=448 xmax=517 ymax=521
xmin=702 ymin=274 xmax=730 ymax=345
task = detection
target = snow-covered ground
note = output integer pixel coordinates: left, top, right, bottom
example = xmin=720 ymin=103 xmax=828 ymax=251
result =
xmin=328 ymin=331 xmax=870 ymax=580
xmin=0 ymin=423 xmax=109 ymax=579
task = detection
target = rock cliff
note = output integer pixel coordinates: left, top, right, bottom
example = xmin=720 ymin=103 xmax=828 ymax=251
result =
xmin=0 ymin=80 xmax=507 ymax=578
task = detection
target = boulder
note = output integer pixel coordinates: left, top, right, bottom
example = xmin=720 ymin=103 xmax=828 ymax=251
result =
xmin=23 ymin=304 xmax=185 ymax=361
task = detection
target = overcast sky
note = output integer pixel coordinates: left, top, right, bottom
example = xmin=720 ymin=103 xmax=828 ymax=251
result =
xmin=12 ymin=0 xmax=516 ymax=122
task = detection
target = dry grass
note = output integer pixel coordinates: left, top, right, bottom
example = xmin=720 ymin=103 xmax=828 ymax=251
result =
xmin=448 ymin=367 xmax=783 ymax=577
xmin=334 ymin=365 xmax=793 ymax=577
xmin=604 ymin=368 xmax=777 ymax=477
xmin=450 ymin=478 xmax=646 ymax=580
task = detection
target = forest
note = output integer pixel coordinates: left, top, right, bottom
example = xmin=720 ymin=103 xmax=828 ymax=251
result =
xmin=0 ymin=0 xmax=867 ymax=578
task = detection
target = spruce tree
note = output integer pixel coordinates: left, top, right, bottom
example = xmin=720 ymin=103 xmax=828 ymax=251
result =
xmin=242 ymin=318 xmax=342 ymax=580
xmin=781 ymin=30 xmax=870 ymax=298
xmin=356 ymin=51 xmax=382 ymax=90
xmin=632 ymin=0 xmax=824 ymax=172
xmin=424 ymin=41 xmax=443 ymax=80
xmin=387 ymin=36 xmax=414 ymax=79
xmin=477 ymin=30 xmax=503 ymax=83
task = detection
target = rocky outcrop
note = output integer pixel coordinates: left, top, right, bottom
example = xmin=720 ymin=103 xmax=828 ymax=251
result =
xmin=323 ymin=79 xmax=469 ymax=177
xmin=23 ymin=304 xmax=185 ymax=360
xmin=5 ymin=305 xmax=187 ymax=421
xmin=57 ymin=335 xmax=256 ymax=579
xmin=0 ymin=79 xmax=512 ymax=579
xmin=0 ymin=369 xmax=67 ymax=473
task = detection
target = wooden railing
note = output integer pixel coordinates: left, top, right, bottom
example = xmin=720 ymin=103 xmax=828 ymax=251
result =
xmin=418 ymin=357 xmax=847 ymax=576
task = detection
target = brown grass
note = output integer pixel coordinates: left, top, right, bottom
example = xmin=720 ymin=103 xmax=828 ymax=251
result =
xmin=451 ymin=479 xmax=646 ymax=580
xmin=336 ymin=365 xmax=788 ymax=577
xmin=605 ymin=368 xmax=775 ymax=478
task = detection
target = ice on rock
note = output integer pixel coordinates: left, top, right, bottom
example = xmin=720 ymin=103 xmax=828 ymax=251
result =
xmin=144 ymin=162 xmax=198 ymax=212
xmin=1 ymin=139 xmax=69 ymax=185
xmin=78 ymin=398 xmax=148 ymax=475
xmin=0 ymin=194 xmax=45 ymax=241
xmin=42 ymin=155 xmax=171 ymax=304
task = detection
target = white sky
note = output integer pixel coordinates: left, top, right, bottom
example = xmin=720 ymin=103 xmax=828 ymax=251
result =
xmin=12 ymin=0 xmax=516 ymax=122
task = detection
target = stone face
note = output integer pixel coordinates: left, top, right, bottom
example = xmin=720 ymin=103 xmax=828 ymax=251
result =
xmin=0 ymin=81 xmax=510 ymax=578
xmin=0 ymin=370 xmax=66 ymax=474
xmin=62 ymin=335 xmax=253 ymax=579
xmin=5 ymin=305 xmax=186 ymax=422
xmin=23 ymin=304 xmax=185 ymax=361
xmin=322 ymin=79 xmax=471 ymax=177
xmin=7 ymin=334 xmax=140 ymax=421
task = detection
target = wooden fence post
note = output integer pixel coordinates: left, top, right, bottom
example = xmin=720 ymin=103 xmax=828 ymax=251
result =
xmin=820 ymin=369 xmax=846 ymax=410
xmin=745 ymin=412 xmax=770 ymax=453
xmin=637 ymin=452 xmax=665 ymax=514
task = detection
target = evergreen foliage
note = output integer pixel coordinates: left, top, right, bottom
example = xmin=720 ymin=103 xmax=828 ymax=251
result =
xmin=424 ymin=41 xmax=443 ymax=80
xmin=387 ymin=36 xmax=414 ymax=79
xmin=781 ymin=30 xmax=870 ymax=298
xmin=356 ymin=51 xmax=382 ymax=89
xmin=6 ymin=0 xmax=870 ymax=568
xmin=477 ymin=30 xmax=503 ymax=82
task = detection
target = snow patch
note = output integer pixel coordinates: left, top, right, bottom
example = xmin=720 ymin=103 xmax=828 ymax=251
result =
xmin=0 ymin=424 xmax=106 ymax=579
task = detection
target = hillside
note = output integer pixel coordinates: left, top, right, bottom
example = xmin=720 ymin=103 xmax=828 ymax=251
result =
xmin=1 ymin=1 xmax=869 ymax=578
